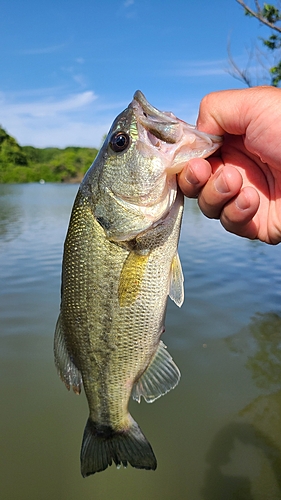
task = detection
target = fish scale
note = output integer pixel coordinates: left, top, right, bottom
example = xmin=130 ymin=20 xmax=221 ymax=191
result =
xmin=54 ymin=90 xmax=222 ymax=476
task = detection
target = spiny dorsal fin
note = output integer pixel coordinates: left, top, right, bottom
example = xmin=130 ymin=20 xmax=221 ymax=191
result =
xmin=132 ymin=340 xmax=180 ymax=403
xmin=118 ymin=251 xmax=149 ymax=307
xmin=54 ymin=314 xmax=83 ymax=394
xmin=169 ymin=252 xmax=184 ymax=307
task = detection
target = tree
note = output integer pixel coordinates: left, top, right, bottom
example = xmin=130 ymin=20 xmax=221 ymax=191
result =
xmin=229 ymin=0 xmax=281 ymax=87
xmin=0 ymin=126 xmax=99 ymax=183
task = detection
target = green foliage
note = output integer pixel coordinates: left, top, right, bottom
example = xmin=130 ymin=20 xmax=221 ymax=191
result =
xmin=261 ymin=3 xmax=281 ymax=23
xmin=0 ymin=126 xmax=99 ymax=183
xmin=236 ymin=1 xmax=281 ymax=86
xmin=270 ymin=60 xmax=281 ymax=85
xmin=263 ymin=33 xmax=281 ymax=49
xmin=259 ymin=3 xmax=281 ymax=71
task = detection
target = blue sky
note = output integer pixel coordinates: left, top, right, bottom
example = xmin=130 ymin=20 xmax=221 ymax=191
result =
xmin=0 ymin=0 xmax=274 ymax=148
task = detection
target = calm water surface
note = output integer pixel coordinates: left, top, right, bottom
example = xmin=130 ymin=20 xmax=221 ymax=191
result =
xmin=1 ymin=183 xmax=281 ymax=500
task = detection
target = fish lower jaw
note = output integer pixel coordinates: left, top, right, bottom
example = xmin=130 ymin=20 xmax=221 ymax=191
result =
xmin=104 ymin=186 xmax=177 ymax=242
xmin=136 ymin=107 xmax=223 ymax=174
xmin=137 ymin=187 xmax=177 ymax=221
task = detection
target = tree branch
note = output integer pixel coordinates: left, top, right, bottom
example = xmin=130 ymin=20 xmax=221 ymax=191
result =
xmin=227 ymin=40 xmax=253 ymax=86
xmin=236 ymin=0 xmax=281 ymax=33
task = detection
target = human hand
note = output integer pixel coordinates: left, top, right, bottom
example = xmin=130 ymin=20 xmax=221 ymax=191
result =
xmin=178 ymin=87 xmax=281 ymax=244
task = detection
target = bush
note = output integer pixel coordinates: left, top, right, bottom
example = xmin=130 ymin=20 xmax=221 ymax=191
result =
xmin=0 ymin=126 xmax=99 ymax=183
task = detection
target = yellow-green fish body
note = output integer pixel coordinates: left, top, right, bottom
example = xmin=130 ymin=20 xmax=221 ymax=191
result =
xmin=54 ymin=91 xmax=222 ymax=476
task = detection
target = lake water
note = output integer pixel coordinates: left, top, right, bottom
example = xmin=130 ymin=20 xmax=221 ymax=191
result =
xmin=1 ymin=183 xmax=281 ymax=500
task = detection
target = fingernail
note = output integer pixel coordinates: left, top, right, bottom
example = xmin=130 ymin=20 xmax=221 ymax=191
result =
xmin=185 ymin=165 xmax=200 ymax=185
xmin=214 ymin=171 xmax=230 ymax=194
xmin=235 ymin=191 xmax=250 ymax=210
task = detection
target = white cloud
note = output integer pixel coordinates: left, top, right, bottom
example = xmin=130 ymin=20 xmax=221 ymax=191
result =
xmin=15 ymin=121 xmax=110 ymax=149
xmin=162 ymin=58 xmax=229 ymax=78
xmin=162 ymin=55 xmax=271 ymax=81
xmin=121 ymin=0 xmax=137 ymax=18
xmin=72 ymin=74 xmax=88 ymax=87
xmin=19 ymin=43 xmax=67 ymax=55
xmin=60 ymin=63 xmax=89 ymax=88
xmin=1 ymin=91 xmax=97 ymax=118
xmin=0 ymin=89 xmax=113 ymax=148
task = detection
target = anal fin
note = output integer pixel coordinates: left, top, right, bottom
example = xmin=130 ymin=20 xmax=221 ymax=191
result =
xmin=132 ymin=340 xmax=180 ymax=403
xmin=54 ymin=313 xmax=83 ymax=394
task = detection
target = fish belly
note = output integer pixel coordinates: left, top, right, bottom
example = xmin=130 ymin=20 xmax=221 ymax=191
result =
xmin=55 ymin=189 xmax=184 ymax=475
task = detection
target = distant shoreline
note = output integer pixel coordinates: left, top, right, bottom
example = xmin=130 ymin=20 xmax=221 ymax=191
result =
xmin=0 ymin=126 xmax=98 ymax=183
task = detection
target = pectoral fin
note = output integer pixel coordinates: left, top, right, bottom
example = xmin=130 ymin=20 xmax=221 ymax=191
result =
xmin=118 ymin=251 xmax=149 ymax=307
xmin=131 ymin=340 xmax=180 ymax=403
xmin=54 ymin=314 xmax=83 ymax=394
xmin=169 ymin=252 xmax=184 ymax=307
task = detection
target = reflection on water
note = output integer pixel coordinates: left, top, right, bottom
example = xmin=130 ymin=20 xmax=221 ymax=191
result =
xmin=203 ymin=313 xmax=281 ymax=499
xmin=1 ymin=184 xmax=281 ymax=499
xmin=202 ymin=421 xmax=281 ymax=500
xmin=246 ymin=313 xmax=281 ymax=390
xmin=226 ymin=312 xmax=281 ymax=391
xmin=0 ymin=185 xmax=22 ymax=242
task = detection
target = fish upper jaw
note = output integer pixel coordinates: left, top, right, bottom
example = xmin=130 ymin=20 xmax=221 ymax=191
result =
xmin=132 ymin=90 xmax=223 ymax=174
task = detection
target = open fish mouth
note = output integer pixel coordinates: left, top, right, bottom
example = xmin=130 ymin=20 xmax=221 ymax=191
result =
xmin=133 ymin=90 xmax=180 ymax=144
xmin=133 ymin=89 xmax=222 ymax=144
xmin=131 ymin=90 xmax=223 ymax=172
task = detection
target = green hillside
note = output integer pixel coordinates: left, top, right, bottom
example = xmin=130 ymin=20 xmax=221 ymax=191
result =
xmin=0 ymin=126 xmax=99 ymax=183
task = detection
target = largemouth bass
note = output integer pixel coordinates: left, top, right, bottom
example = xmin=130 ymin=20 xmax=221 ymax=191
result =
xmin=54 ymin=91 xmax=222 ymax=477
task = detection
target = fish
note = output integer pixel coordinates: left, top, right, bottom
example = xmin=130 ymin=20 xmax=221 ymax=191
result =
xmin=54 ymin=90 xmax=222 ymax=477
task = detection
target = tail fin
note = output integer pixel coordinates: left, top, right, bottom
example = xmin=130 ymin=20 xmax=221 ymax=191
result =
xmin=80 ymin=417 xmax=157 ymax=477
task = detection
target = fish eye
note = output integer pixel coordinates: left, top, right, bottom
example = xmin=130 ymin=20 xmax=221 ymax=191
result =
xmin=109 ymin=132 xmax=130 ymax=153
